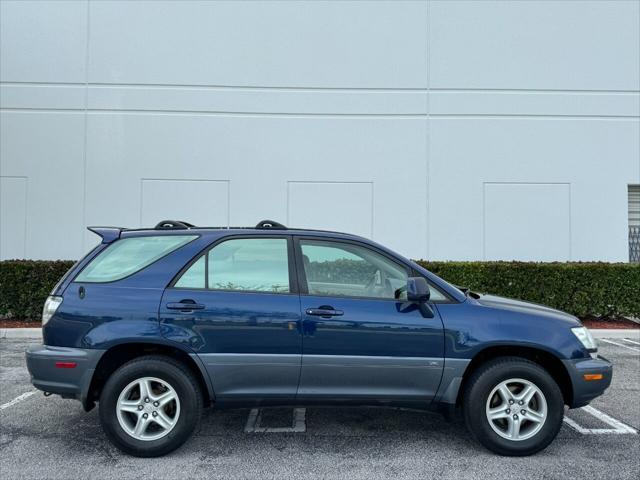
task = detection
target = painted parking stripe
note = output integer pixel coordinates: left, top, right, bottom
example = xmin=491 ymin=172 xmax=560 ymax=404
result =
xmin=244 ymin=408 xmax=306 ymax=433
xmin=0 ymin=390 xmax=37 ymax=411
xmin=621 ymin=338 xmax=640 ymax=346
xmin=564 ymin=406 xmax=638 ymax=435
xmin=599 ymin=338 xmax=640 ymax=353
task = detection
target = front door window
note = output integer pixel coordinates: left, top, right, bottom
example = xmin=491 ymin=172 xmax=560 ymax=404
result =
xmin=299 ymin=240 xmax=408 ymax=300
xmin=299 ymin=239 xmax=446 ymax=301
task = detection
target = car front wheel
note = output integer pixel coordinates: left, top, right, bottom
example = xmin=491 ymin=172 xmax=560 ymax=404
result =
xmin=99 ymin=355 xmax=202 ymax=457
xmin=462 ymin=357 xmax=565 ymax=456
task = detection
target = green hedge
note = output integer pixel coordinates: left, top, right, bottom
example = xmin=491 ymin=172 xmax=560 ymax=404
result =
xmin=307 ymin=259 xmax=377 ymax=284
xmin=0 ymin=260 xmax=75 ymax=322
xmin=0 ymin=260 xmax=638 ymax=321
xmin=416 ymin=261 xmax=640 ymax=319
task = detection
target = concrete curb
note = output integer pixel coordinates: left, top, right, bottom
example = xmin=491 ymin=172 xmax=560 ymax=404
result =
xmin=590 ymin=329 xmax=640 ymax=340
xmin=0 ymin=328 xmax=42 ymax=339
xmin=1 ymin=327 xmax=639 ymax=340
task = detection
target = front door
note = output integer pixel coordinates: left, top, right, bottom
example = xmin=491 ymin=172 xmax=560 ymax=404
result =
xmin=160 ymin=236 xmax=302 ymax=398
xmin=295 ymin=237 xmax=445 ymax=402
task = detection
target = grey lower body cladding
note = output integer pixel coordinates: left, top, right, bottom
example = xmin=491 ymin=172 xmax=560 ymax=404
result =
xmin=198 ymin=353 xmax=470 ymax=403
xmin=26 ymin=344 xmax=105 ymax=408
xmin=26 ymin=347 xmax=473 ymax=410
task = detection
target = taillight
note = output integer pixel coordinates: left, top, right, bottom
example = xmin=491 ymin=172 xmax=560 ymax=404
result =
xmin=42 ymin=296 xmax=63 ymax=326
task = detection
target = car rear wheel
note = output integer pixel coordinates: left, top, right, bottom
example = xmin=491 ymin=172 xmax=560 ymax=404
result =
xmin=99 ymin=355 xmax=202 ymax=457
xmin=462 ymin=357 xmax=564 ymax=456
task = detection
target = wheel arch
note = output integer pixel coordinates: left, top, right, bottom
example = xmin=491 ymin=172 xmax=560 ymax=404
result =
xmin=456 ymin=345 xmax=574 ymax=407
xmin=87 ymin=341 xmax=214 ymax=409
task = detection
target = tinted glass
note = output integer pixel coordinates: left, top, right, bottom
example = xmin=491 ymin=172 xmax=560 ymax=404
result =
xmin=208 ymin=238 xmax=290 ymax=293
xmin=76 ymin=235 xmax=196 ymax=283
xmin=300 ymin=240 xmax=408 ymax=299
xmin=174 ymin=255 xmax=205 ymax=288
xmin=300 ymin=240 xmax=446 ymax=301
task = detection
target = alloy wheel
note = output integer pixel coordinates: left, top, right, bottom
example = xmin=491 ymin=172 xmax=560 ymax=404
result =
xmin=485 ymin=378 xmax=547 ymax=441
xmin=116 ymin=377 xmax=181 ymax=441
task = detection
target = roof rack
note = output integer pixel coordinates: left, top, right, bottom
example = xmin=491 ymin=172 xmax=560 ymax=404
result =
xmin=152 ymin=219 xmax=287 ymax=230
xmin=90 ymin=220 xmax=357 ymax=238
xmin=154 ymin=220 xmax=195 ymax=230
xmin=255 ymin=219 xmax=287 ymax=230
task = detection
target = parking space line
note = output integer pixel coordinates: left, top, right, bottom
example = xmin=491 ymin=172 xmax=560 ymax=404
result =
xmin=563 ymin=416 xmax=619 ymax=434
xmin=621 ymin=338 xmax=640 ymax=346
xmin=564 ymin=406 xmax=638 ymax=435
xmin=0 ymin=390 xmax=37 ymax=411
xmin=599 ymin=338 xmax=640 ymax=353
xmin=244 ymin=408 xmax=306 ymax=433
xmin=582 ymin=406 xmax=638 ymax=433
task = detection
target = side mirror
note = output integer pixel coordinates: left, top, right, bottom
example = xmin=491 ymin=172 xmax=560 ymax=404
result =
xmin=406 ymin=277 xmax=434 ymax=318
xmin=407 ymin=277 xmax=430 ymax=303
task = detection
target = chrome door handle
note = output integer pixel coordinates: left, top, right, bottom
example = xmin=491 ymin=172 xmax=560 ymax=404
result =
xmin=166 ymin=301 xmax=205 ymax=310
xmin=305 ymin=308 xmax=344 ymax=317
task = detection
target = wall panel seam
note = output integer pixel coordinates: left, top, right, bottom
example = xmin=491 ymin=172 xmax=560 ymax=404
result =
xmin=4 ymin=109 xmax=638 ymax=121
xmin=2 ymin=82 xmax=639 ymax=95
xmin=2 ymin=108 xmax=637 ymax=120
xmin=426 ymin=0 xmax=431 ymax=260
xmin=81 ymin=0 xmax=90 ymax=250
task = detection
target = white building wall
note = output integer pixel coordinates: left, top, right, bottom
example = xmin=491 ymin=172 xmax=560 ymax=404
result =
xmin=1 ymin=0 xmax=639 ymax=262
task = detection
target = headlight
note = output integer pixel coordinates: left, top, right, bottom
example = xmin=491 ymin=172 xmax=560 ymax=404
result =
xmin=571 ymin=326 xmax=597 ymax=351
xmin=42 ymin=295 xmax=63 ymax=326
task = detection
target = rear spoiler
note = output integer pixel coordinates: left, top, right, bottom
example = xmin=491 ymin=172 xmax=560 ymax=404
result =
xmin=87 ymin=226 xmax=122 ymax=244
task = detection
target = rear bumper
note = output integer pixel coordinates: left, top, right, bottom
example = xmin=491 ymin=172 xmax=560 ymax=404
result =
xmin=25 ymin=345 xmax=105 ymax=409
xmin=563 ymin=355 xmax=613 ymax=408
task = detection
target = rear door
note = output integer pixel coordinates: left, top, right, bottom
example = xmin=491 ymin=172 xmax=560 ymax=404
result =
xmin=295 ymin=237 xmax=445 ymax=402
xmin=160 ymin=235 xmax=302 ymax=398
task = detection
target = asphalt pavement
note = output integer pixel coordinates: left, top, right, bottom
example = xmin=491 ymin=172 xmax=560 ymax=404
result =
xmin=1 ymin=337 xmax=638 ymax=480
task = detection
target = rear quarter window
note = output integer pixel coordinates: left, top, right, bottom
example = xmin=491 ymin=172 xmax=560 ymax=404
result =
xmin=75 ymin=235 xmax=197 ymax=283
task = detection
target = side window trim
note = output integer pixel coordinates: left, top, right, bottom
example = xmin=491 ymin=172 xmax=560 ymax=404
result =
xmin=293 ymin=236 xmax=411 ymax=300
xmin=204 ymin=251 xmax=209 ymax=289
xmin=292 ymin=236 xmax=309 ymax=295
xmin=169 ymin=235 xmax=299 ymax=295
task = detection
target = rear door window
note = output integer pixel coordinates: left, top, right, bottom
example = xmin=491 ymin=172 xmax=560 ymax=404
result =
xmin=174 ymin=237 xmax=291 ymax=293
xmin=75 ymin=235 xmax=197 ymax=283
xmin=174 ymin=255 xmax=206 ymax=289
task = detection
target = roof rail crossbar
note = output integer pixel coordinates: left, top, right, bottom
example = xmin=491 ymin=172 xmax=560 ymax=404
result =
xmin=154 ymin=220 xmax=195 ymax=230
xmin=255 ymin=219 xmax=287 ymax=230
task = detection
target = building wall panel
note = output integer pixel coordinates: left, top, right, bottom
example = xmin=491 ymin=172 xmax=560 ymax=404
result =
xmin=0 ymin=176 xmax=27 ymax=259
xmin=430 ymin=0 xmax=640 ymax=90
xmin=0 ymin=0 xmax=88 ymax=83
xmin=288 ymin=182 xmax=374 ymax=239
xmin=483 ymin=183 xmax=571 ymax=261
xmin=140 ymin=179 xmax=230 ymax=228
xmin=0 ymin=112 xmax=85 ymax=260
xmin=1 ymin=1 xmax=638 ymax=262
xmin=88 ymin=0 xmax=428 ymax=88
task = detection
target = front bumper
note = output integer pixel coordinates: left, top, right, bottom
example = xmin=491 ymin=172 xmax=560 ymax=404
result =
xmin=25 ymin=345 xmax=105 ymax=410
xmin=563 ymin=355 xmax=613 ymax=408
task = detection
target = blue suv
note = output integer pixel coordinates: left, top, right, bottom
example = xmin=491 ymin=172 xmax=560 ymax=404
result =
xmin=26 ymin=220 xmax=612 ymax=457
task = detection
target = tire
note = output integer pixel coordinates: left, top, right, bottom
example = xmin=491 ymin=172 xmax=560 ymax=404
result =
xmin=99 ymin=355 xmax=202 ymax=457
xmin=462 ymin=356 xmax=564 ymax=456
